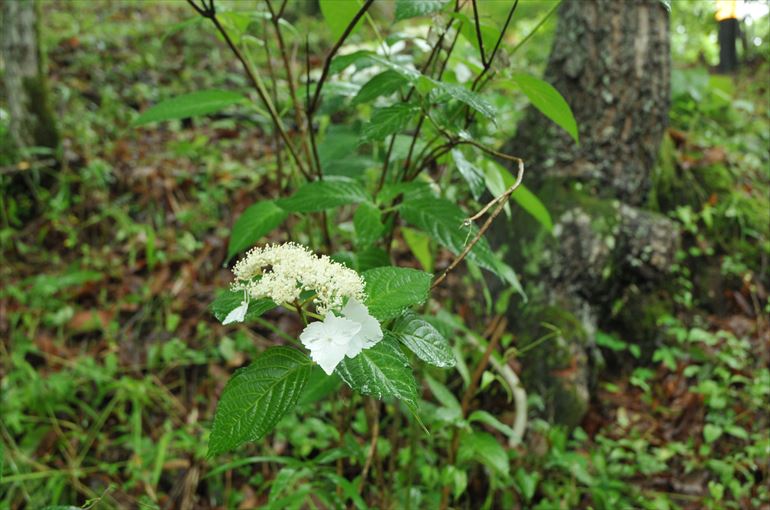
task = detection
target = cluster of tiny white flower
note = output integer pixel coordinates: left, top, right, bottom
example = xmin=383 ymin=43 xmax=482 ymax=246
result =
xmin=226 ymin=243 xmax=383 ymax=374
xmin=232 ymin=242 xmax=365 ymax=314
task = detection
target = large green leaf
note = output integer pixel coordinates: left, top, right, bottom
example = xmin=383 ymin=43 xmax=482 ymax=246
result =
xmin=452 ymin=149 xmax=485 ymax=199
xmin=353 ymin=202 xmax=385 ymax=247
xmin=277 ymin=177 xmax=370 ymax=212
xmin=319 ymin=0 xmax=365 ymax=40
xmin=458 ymin=430 xmax=510 ymax=477
xmin=335 ymin=336 xmax=419 ymax=414
xmin=509 ymin=74 xmax=579 ymax=144
xmin=208 ymin=347 xmax=312 ymax=456
xmin=329 ymin=50 xmax=373 ymax=74
xmin=451 ymin=12 xmax=500 ymax=57
xmin=133 ymin=90 xmax=246 ymax=126
xmin=363 ymin=266 xmax=433 ymax=321
xmin=362 ymin=103 xmax=419 ymax=142
xmin=401 ymin=226 xmax=434 ymax=273
xmin=399 ymin=197 xmax=524 ymax=296
xmin=352 ymin=70 xmax=408 ymax=106
xmin=210 ymin=290 xmax=277 ymax=323
xmin=485 ymin=158 xmax=553 ymax=232
xmin=227 ymin=201 xmax=288 ymax=260
xmin=432 ymin=82 xmax=496 ymax=120
xmin=297 ymin=367 xmax=341 ymax=407
xmin=395 ymin=0 xmax=451 ymax=20
xmin=391 ymin=312 xmax=455 ymax=368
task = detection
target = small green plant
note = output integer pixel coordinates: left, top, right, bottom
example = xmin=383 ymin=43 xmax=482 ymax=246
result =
xmin=131 ymin=0 xmax=574 ymax=467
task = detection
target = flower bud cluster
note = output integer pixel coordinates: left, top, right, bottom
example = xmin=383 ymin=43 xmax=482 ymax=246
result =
xmin=232 ymin=243 xmax=365 ymax=314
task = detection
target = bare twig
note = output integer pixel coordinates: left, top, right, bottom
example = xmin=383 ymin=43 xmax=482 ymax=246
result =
xmin=309 ymin=0 xmax=375 ymax=114
xmin=439 ymin=316 xmax=507 ymax=510
xmin=471 ymin=0 xmax=487 ymax=65
xmin=430 ymin=157 xmax=524 ymax=291
xmin=266 ymin=0 xmax=316 ymax=173
xmin=187 ymin=0 xmax=310 ymax=179
xmin=358 ymin=399 xmax=381 ymax=496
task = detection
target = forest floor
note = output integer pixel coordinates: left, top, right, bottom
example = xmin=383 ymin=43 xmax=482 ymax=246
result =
xmin=1 ymin=3 xmax=769 ymax=509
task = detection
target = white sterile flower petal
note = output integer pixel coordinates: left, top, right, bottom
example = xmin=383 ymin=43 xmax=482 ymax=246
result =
xmin=299 ymin=314 xmax=362 ymax=375
xmin=341 ymin=299 xmax=383 ymax=358
xmin=222 ymin=300 xmax=248 ymax=325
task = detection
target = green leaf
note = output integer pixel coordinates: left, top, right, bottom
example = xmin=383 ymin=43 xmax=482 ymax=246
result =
xmin=133 ymin=90 xmax=246 ymax=126
xmin=399 ymin=198 xmax=494 ymax=276
xmin=356 ymin=246 xmax=391 ymax=272
xmin=228 ymin=201 xmax=288 ymax=260
xmin=703 ymin=424 xmax=723 ymax=443
xmin=329 ymin=50 xmax=373 ymax=75
xmin=395 ymin=0 xmax=451 ymax=20
xmin=277 ymin=177 xmax=370 ymax=212
xmin=468 ymin=410 xmax=517 ymax=441
xmin=335 ymin=336 xmax=419 ymax=414
xmin=432 ymin=82 xmax=496 ymax=120
xmin=378 ymin=180 xmax=434 ymax=204
xmin=481 ymin=158 xmax=511 ymax=218
xmin=391 ymin=312 xmax=455 ymax=368
xmin=319 ymin=0 xmax=364 ymax=40
xmin=208 ymin=347 xmax=312 ymax=456
xmin=458 ymin=430 xmax=509 ymax=477
xmin=210 ymin=290 xmax=277 ymax=323
xmin=485 ymin=158 xmax=553 ymax=232
xmin=452 ymin=149 xmax=485 ymax=200
xmin=353 ymin=70 xmax=408 ymax=106
xmin=354 ymin=202 xmax=385 ymax=247
xmin=451 ymin=12 xmax=500 ymax=56
xmin=401 ymin=226 xmax=434 ymax=273
xmin=509 ymin=74 xmax=579 ymax=144
xmin=425 ymin=374 xmax=461 ymax=411
xmin=362 ymin=103 xmax=419 ymax=142
xmin=400 ymin=197 xmax=525 ymax=297
xmin=363 ymin=266 xmax=432 ymax=321
xmin=297 ymin=367 xmax=341 ymax=407
xmin=514 ymin=467 xmax=540 ymax=502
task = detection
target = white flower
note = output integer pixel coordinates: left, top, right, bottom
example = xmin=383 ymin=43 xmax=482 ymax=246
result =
xmin=299 ymin=299 xmax=383 ymax=375
xmin=340 ymin=299 xmax=383 ymax=358
xmin=222 ymin=299 xmax=248 ymax=325
xmin=300 ymin=314 xmax=361 ymax=375
xmin=232 ymin=243 xmax=365 ymax=314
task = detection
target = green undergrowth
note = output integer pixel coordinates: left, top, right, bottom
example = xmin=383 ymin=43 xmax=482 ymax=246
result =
xmin=1 ymin=2 xmax=768 ymax=509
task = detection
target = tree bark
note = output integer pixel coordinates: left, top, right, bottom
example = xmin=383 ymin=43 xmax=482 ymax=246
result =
xmin=494 ymin=0 xmax=677 ymax=427
xmin=1 ymin=0 xmax=59 ymax=152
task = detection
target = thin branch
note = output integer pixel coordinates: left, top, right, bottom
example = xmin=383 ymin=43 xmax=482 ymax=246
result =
xmin=430 ymin=158 xmax=524 ymax=291
xmin=488 ymin=0 xmax=518 ymax=67
xmin=305 ymin=38 xmax=323 ymax=177
xmin=266 ymin=0 xmax=316 ymax=173
xmin=358 ymin=399 xmax=381 ymax=495
xmin=277 ymin=0 xmax=288 ymax=18
xmin=184 ymin=0 xmax=207 ymax=17
xmin=471 ymin=0 xmax=487 ymax=65
xmin=510 ymin=0 xmax=558 ymax=56
xmin=188 ymin=0 xmax=310 ymax=179
xmin=439 ymin=316 xmax=507 ymax=510
xmin=262 ymin=16 xmax=286 ymax=195
xmin=309 ymin=0 xmax=375 ymax=114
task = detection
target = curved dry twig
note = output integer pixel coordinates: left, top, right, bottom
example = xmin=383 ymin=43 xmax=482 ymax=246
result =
xmin=430 ymin=157 xmax=524 ymax=290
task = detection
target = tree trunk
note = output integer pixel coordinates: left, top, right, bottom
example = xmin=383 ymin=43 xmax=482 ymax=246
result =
xmin=1 ymin=0 xmax=59 ymax=152
xmin=494 ymin=0 xmax=678 ymax=427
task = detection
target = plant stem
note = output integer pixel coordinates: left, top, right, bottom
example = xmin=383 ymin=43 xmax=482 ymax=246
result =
xmin=186 ymin=0 xmax=310 ymax=179
xmin=309 ymin=0 xmax=375 ymax=115
xmin=439 ymin=315 xmax=507 ymax=510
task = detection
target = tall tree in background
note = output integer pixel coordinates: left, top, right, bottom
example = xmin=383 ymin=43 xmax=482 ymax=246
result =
xmin=493 ymin=0 xmax=679 ymax=426
xmin=1 ymin=0 xmax=59 ymax=153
